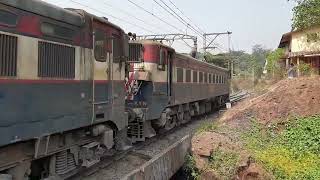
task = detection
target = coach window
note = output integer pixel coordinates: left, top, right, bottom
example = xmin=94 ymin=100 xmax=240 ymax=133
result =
xmin=158 ymin=48 xmax=166 ymax=70
xmin=209 ymin=74 xmax=212 ymax=84
xmin=177 ymin=67 xmax=184 ymax=83
xmin=186 ymin=69 xmax=191 ymax=83
xmin=204 ymin=73 xmax=208 ymax=84
xmin=193 ymin=71 xmax=198 ymax=83
xmin=199 ymin=72 xmax=203 ymax=83
xmin=94 ymin=29 xmax=107 ymax=62
xmin=0 ymin=10 xmax=18 ymax=27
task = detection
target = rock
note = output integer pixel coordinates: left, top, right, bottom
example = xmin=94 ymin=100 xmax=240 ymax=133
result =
xmin=194 ymin=155 xmax=208 ymax=170
xmin=200 ymin=170 xmax=220 ymax=180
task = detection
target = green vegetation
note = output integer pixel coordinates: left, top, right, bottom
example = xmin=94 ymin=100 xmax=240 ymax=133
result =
xmin=203 ymin=45 xmax=270 ymax=85
xmin=184 ymin=154 xmax=201 ymax=180
xmin=266 ymin=48 xmax=285 ymax=79
xmin=208 ymin=148 xmax=240 ymax=179
xmin=298 ymin=62 xmax=312 ymax=76
xmin=243 ymin=116 xmax=320 ymax=179
xmin=196 ymin=121 xmax=220 ymax=134
xmin=291 ymin=0 xmax=320 ymax=30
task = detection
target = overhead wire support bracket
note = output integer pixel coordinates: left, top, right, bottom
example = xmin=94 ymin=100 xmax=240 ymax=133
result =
xmin=137 ymin=33 xmax=198 ymax=51
xmin=203 ymin=31 xmax=232 ymax=53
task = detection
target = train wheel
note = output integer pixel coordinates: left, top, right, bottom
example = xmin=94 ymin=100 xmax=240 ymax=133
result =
xmin=177 ymin=111 xmax=184 ymax=124
xmin=164 ymin=115 xmax=176 ymax=131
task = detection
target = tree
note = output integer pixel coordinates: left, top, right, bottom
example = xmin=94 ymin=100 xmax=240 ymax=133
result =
xmin=203 ymin=52 xmax=229 ymax=68
xmin=251 ymin=45 xmax=270 ymax=82
xmin=266 ymin=48 xmax=285 ymax=78
xmin=291 ymin=0 xmax=320 ymax=30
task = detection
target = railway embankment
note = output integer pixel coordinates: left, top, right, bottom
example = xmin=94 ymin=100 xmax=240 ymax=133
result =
xmin=189 ymin=77 xmax=320 ymax=180
xmin=69 ymin=113 xmax=221 ymax=180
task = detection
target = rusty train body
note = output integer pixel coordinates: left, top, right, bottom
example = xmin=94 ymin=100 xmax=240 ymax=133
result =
xmin=0 ymin=0 xmax=229 ymax=179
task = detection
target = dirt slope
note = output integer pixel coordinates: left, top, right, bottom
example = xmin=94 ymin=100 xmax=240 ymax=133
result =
xmin=191 ymin=77 xmax=320 ymax=180
xmin=222 ymin=76 xmax=320 ymax=125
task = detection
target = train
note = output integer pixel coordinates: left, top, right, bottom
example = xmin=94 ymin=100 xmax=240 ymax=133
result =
xmin=0 ymin=0 xmax=230 ymax=179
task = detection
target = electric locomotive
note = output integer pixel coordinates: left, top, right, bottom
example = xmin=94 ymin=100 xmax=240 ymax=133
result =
xmin=0 ymin=0 xmax=129 ymax=179
xmin=0 ymin=1 xmax=230 ymax=179
xmin=126 ymin=40 xmax=230 ymax=142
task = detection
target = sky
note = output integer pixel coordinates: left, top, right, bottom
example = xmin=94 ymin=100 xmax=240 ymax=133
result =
xmin=44 ymin=0 xmax=296 ymax=54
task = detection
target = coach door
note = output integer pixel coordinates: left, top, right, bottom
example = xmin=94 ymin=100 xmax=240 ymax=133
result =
xmin=167 ymin=51 xmax=174 ymax=104
xmin=92 ymin=23 xmax=112 ymax=122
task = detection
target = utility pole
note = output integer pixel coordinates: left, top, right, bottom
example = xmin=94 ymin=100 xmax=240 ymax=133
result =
xmin=203 ymin=31 xmax=233 ymax=75
xmin=227 ymin=32 xmax=234 ymax=77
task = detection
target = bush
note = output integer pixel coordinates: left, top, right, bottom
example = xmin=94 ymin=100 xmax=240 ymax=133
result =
xmin=208 ymin=148 xmax=240 ymax=179
xmin=298 ymin=63 xmax=311 ymax=76
xmin=183 ymin=155 xmax=201 ymax=180
xmin=243 ymin=116 xmax=320 ymax=179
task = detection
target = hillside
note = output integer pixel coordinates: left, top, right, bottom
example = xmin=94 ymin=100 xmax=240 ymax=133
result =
xmin=190 ymin=77 xmax=320 ymax=180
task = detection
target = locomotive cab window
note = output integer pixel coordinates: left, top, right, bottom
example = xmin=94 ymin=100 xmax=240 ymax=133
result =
xmin=158 ymin=48 xmax=166 ymax=71
xmin=94 ymin=29 xmax=107 ymax=62
xmin=0 ymin=10 xmax=18 ymax=27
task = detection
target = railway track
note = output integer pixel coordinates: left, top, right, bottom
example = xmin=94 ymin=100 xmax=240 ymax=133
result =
xmin=65 ymin=118 xmax=194 ymax=179
xmin=62 ymin=94 xmax=249 ymax=180
xmin=230 ymin=91 xmax=249 ymax=103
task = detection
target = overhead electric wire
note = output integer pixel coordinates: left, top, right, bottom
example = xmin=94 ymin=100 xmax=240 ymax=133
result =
xmin=100 ymin=1 xmax=171 ymax=33
xmin=167 ymin=0 xmax=206 ymax=34
xmin=156 ymin=0 xmax=203 ymax=36
xmin=127 ymin=0 xmax=185 ymax=34
xmin=155 ymin=0 xmax=221 ymax=52
xmin=69 ymin=0 xmax=156 ymax=34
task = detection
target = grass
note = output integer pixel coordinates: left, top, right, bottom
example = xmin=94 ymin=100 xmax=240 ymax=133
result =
xmin=196 ymin=121 xmax=222 ymax=135
xmin=242 ymin=116 xmax=320 ymax=180
xmin=208 ymin=148 xmax=240 ymax=180
xmin=183 ymin=154 xmax=201 ymax=180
